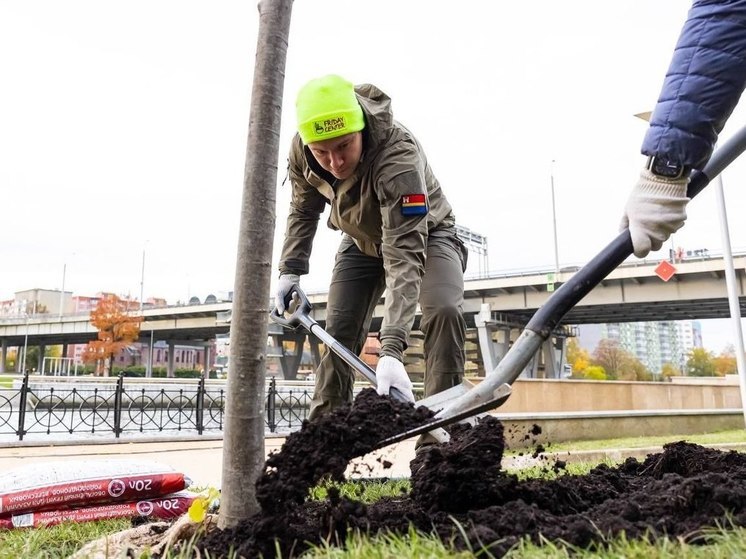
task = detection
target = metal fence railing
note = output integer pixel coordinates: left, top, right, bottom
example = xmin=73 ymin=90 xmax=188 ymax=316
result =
xmin=0 ymin=372 xmax=314 ymax=443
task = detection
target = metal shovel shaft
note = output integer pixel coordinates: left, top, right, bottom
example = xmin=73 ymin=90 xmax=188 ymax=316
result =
xmin=294 ymin=312 xmax=413 ymax=404
xmin=270 ymin=288 xmax=412 ymax=403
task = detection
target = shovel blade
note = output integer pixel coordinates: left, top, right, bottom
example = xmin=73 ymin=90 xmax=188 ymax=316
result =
xmin=415 ymin=379 xmax=475 ymax=413
xmin=374 ymin=383 xmax=513 ymax=450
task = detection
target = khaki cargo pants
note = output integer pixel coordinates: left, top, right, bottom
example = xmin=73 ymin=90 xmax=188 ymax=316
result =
xmin=308 ymin=228 xmax=468 ymax=420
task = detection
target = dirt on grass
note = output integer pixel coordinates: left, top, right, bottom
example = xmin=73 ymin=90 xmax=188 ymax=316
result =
xmin=196 ymin=388 xmax=746 ymax=558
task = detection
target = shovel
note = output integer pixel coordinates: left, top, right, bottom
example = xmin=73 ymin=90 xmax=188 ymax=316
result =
xmin=373 ymin=124 xmax=746 ymax=448
xmin=270 ymin=288 xmax=493 ymax=443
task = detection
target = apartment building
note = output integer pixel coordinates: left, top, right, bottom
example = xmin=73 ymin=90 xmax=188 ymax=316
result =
xmin=577 ymin=320 xmax=702 ymax=373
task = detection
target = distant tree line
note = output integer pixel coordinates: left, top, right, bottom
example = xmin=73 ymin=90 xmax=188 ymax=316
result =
xmin=566 ymin=338 xmax=738 ymax=381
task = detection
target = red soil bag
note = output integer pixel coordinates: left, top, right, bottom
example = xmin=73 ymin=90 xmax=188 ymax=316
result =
xmin=0 ymin=459 xmax=191 ymax=516
xmin=0 ymin=491 xmax=197 ymax=529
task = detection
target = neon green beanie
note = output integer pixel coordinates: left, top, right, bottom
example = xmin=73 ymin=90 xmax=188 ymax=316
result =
xmin=296 ymin=75 xmax=365 ymax=144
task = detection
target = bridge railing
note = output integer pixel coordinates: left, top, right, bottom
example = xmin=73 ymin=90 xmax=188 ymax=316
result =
xmin=462 ymin=246 xmax=746 ymax=281
xmin=0 ymin=372 xmax=319 ymax=443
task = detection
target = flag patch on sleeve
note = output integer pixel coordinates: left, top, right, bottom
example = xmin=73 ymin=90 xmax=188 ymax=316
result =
xmin=400 ymin=193 xmax=428 ymax=216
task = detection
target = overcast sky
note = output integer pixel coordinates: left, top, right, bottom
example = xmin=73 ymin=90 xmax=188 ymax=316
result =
xmin=2 ymin=1 xmax=746 ymax=352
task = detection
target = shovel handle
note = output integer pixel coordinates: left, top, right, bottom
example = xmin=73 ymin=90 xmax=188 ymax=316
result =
xmin=269 ymin=284 xmax=413 ymax=403
xmin=526 ymin=124 xmax=746 ymax=339
xmin=269 ymin=284 xmax=313 ymax=330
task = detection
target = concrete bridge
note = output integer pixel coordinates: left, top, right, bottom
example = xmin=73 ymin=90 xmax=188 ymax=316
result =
xmin=1 ymin=252 xmax=744 ymax=379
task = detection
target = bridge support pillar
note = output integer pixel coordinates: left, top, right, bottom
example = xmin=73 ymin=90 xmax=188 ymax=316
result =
xmin=0 ymin=339 xmax=6 ymax=374
xmin=146 ymin=331 xmax=155 ymax=378
xmin=521 ymin=334 xmax=570 ymax=379
xmin=279 ymin=332 xmax=306 ymax=380
xmin=474 ymin=304 xmax=572 ymax=380
xmin=474 ymin=304 xmax=511 ymax=374
xmin=542 ymin=339 xmax=559 ymax=378
xmin=266 ymin=322 xmax=309 ymax=380
xmin=167 ymin=341 xmax=175 ymax=378
xmin=474 ymin=304 xmax=532 ymax=378
xmin=202 ymin=346 xmax=210 ymax=378
xmin=543 ymin=335 xmax=570 ymax=379
xmin=529 ymin=333 xmax=571 ymax=379
xmin=38 ymin=343 xmax=45 ymax=374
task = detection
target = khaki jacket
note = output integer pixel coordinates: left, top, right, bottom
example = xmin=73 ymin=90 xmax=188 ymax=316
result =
xmin=279 ymin=83 xmax=456 ymax=351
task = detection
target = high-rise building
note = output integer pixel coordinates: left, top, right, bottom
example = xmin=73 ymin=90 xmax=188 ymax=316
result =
xmin=576 ymin=320 xmax=702 ymax=374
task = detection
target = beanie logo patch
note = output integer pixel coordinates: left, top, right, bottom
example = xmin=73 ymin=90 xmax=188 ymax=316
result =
xmin=313 ymin=116 xmax=347 ymax=137
xmin=401 ymin=193 xmax=428 ymax=216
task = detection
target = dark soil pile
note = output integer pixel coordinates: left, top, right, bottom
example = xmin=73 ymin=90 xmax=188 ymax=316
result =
xmin=198 ymin=388 xmax=746 ymax=558
xmin=256 ymin=388 xmax=435 ymax=514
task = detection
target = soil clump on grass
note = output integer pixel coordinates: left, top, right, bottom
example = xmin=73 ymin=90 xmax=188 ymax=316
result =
xmin=198 ymin=388 xmax=746 ymax=558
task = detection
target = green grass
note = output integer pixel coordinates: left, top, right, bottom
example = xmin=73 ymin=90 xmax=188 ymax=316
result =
xmin=303 ymin=526 xmax=477 ymax=558
xmin=301 ymin=522 xmax=746 ymax=558
xmin=11 ymin=515 xmax=746 ymax=559
xmin=534 ymin=429 xmax=746 ymax=454
xmin=0 ymin=376 xmax=14 ymax=388
xmin=0 ymin=518 xmax=130 ymax=559
xmin=310 ymin=478 xmax=411 ymax=503
xmin=500 ymin=523 xmax=746 ymax=559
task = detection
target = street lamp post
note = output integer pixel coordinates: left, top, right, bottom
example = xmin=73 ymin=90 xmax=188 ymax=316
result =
xmin=147 ymin=329 xmax=154 ymax=378
xmin=140 ymin=242 xmax=149 ymax=376
xmin=550 ymin=160 xmax=560 ymax=276
xmin=21 ymin=314 xmax=29 ymax=373
xmin=714 ymin=166 xmax=746 ymax=425
xmin=139 ymin=244 xmax=147 ymax=314
xmin=58 ymin=253 xmax=75 ymax=319
xmin=59 ymin=262 xmax=67 ymax=319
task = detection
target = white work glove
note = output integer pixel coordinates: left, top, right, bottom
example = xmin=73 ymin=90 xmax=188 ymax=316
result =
xmin=375 ymin=356 xmax=415 ymax=403
xmin=274 ymin=273 xmax=300 ymax=314
xmin=620 ymin=169 xmax=690 ymax=258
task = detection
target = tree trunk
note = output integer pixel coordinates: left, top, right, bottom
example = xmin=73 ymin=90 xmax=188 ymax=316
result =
xmin=219 ymin=0 xmax=293 ymax=529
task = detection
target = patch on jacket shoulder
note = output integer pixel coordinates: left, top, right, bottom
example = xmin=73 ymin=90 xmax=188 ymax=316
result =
xmin=400 ymin=193 xmax=428 ymax=216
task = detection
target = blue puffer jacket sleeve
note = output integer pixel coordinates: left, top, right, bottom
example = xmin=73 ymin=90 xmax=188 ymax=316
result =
xmin=642 ymin=0 xmax=746 ymax=170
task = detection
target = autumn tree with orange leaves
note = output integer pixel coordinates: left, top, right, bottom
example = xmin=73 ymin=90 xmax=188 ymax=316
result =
xmin=83 ymin=294 xmax=142 ymax=376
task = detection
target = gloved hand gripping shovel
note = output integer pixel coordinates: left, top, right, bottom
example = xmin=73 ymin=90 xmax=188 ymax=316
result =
xmin=372 ymin=124 xmax=746 ymax=449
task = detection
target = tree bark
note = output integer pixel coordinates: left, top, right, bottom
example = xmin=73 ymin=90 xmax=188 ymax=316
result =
xmin=219 ymin=0 xmax=293 ymax=528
